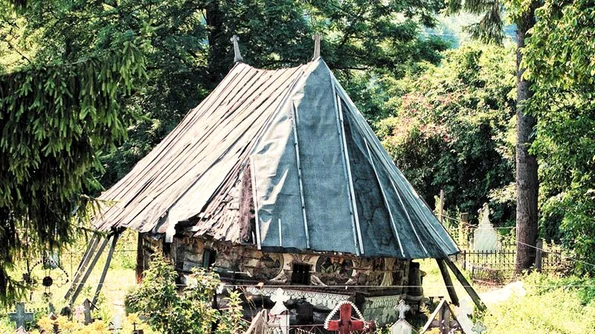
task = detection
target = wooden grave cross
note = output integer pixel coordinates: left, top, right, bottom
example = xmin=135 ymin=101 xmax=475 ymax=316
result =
xmin=8 ymin=302 xmax=34 ymax=329
xmin=14 ymin=326 xmax=28 ymax=334
xmin=83 ymin=298 xmax=94 ymax=325
xmin=326 ymin=303 xmax=366 ymax=334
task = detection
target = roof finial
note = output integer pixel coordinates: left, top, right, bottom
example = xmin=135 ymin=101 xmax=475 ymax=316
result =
xmin=231 ymin=35 xmax=243 ymax=63
xmin=312 ymin=33 xmax=321 ymax=60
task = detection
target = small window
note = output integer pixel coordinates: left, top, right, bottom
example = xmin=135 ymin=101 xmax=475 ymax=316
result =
xmin=202 ymin=249 xmax=216 ymax=269
xmin=291 ymin=263 xmax=311 ymax=285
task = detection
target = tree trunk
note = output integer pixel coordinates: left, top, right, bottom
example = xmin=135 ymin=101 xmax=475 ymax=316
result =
xmin=515 ymin=4 xmax=539 ymax=273
xmin=205 ymin=0 xmax=230 ymax=87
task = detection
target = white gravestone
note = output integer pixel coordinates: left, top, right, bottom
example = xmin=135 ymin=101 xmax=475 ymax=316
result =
xmin=473 ymin=204 xmax=499 ymax=251
xmin=455 ymin=299 xmax=474 ymax=333
xmin=390 ymin=300 xmax=413 ymax=334
xmin=269 ymin=288 xmax=290 ymax=334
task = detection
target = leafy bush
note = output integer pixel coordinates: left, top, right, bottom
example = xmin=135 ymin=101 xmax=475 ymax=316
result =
xmin=125 ymin=254 xmax=246 ymax=334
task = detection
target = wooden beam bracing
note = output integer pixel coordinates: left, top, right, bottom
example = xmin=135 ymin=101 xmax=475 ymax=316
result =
xmin=443 ymin=257 xmax=486 ymax=311
xmin=436 ymin=258 xmax=460 ymax=306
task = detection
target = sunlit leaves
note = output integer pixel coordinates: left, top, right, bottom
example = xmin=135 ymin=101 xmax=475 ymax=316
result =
xmin=378 ymin=44 xmax=516 ymax=223
xmin=523 ymin=0 xmax=595 ymax=274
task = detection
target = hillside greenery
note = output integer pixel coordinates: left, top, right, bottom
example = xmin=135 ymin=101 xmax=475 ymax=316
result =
xmin=375 ymin=43 xmax=517 ymax=225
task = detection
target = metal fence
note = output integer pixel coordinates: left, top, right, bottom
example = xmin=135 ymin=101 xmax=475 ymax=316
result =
xmin=445 ymin=219 xmax=566 ymax=284
xmin=451 ymin=244 xmax=565 ymax=284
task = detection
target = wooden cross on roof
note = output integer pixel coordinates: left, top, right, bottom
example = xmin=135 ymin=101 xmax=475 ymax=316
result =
xmin=8 ymin=302 xmax=34 ymax=329
xmin=312 ymin=34 xmax=322 ymax=60
xmin=325 ymin=302 xmax=366 ymax=334
xmin=231 ymin=35 xmax=244 ymax=63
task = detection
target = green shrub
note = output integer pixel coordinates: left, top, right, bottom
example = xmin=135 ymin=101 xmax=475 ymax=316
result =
xmin=125 ymin=254 xmax=245 ymax=334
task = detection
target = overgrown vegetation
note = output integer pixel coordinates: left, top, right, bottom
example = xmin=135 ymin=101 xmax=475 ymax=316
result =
xmin=482 ymin=273 xmax=595 ymax=333
xmin=524 ymin=0 xmax=595 ymax=274
xmin=0 ymin=0 xmax=594 ymax=325
xmin=126 ymin=254 xmax=246 ymax=334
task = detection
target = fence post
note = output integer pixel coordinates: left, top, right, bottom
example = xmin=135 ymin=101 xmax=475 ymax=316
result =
xmin=535 ymin=239 xmax=543 ymax=272
xmin=459 ymin=213 xmax=469 ymax=248
xmin=439 ymin=189 xmax=445 ymax=224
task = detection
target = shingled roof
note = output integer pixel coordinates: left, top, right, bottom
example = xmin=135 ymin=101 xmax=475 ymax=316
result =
xmin=95 ymin=58 xmax=459 ymax=259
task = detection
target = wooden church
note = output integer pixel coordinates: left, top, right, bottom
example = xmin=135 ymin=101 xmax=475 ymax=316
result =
xmin=74 ymin=37 xmax=481 ymax=326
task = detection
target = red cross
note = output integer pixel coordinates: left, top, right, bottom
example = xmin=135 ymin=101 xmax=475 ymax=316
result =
xmin=327 ymin=303 xmax=365 ymax=334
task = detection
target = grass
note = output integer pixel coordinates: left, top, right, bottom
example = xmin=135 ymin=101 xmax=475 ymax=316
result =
xmin=482 ymin=273 xmax=595 ymax=333
xmin=419 ymin=259 xmax=595 ymax=333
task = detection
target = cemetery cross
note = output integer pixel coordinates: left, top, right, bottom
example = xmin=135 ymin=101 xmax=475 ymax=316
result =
xmin=326 ymin=303 xmax=365 ymax=334
xmin=8 ymin=302 xmax=34 ymax=329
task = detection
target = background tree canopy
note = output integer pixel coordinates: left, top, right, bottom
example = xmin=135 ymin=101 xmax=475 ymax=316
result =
xmin=0 ymin=0 xmax=449 ymax=305
xmin=376 ymin=43 xmax=517 ymax=224
xmin=524 ymin=0 xmax=595 ymax=274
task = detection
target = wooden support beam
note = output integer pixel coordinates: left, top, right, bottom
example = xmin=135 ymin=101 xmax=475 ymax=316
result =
xmin=74 ymin=234 xmax=99 ymax=274
xmin=136 ymin=232 xmax=144 ymax=283
xmin=65 ymin=234 xmax=100 ymax=301
xmin=92 ymin=232 xmax=120 ymax=305
xmin=68 ymin=235 xmax=111 ymax=306
xmin=436 ymin=258 xmax=459 ymax=306
xmin=442 ymin=257 xmax=486 ymax=311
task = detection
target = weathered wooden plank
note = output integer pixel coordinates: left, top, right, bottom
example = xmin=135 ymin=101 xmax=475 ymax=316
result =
xmin=436 ymin=258 xmax=459 ymax=306
xmin=92 ymin=232 xmax=120 ymax=305
xmin=64 ymin=234 xmax=100 ymax=301
xmin=443 ymin=257 xmax=486 ymax=311
xmin=96 ymin=64 xmax=306 ymax=237
xmin=68 ymin=235 xmax=111 ymax=305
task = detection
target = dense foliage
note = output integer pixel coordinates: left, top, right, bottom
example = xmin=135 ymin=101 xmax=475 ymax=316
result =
xmin=0 ymin=0 xmax=450 ymax=306
xmin=376 ymin=44 xmax=516 ymax=223
xmin=1 ymin=0 xmax=594 ymax=310
xmin=524 ymin=0 xmax=595 ymax=274
xmin=0 ymin=44 xmax=146 ymax=305
xmin=126 ymin=255 xmax=245 ymax=334
xmin=99 ymin=0 xmax=451 ymax=188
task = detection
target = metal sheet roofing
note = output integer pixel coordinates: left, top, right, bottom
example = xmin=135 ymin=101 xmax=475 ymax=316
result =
xmin=94 ymin=59 xmax=459 ymax=259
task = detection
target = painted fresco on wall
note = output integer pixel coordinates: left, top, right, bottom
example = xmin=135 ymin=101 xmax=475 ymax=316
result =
xmin=315 ymin=256 xmax=353 ymax=284
xmin=256 ymin=253 xmax=284 ymax=280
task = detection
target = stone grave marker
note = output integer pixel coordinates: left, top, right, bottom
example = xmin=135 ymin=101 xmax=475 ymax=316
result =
xmin=269 ymin=288 xmax=289 ymax=334
xmin=454 ymin=299 xmax=474 ymax=333
xmin=390 ymin=300 xmax=413 ymax=334
xmin=472 ymin=321 xmax=487 ymax=334
xmin=8 ymin=302 xmax=34 ymax=329
xmin=473 ymin=204 xmax=499 ymax=251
